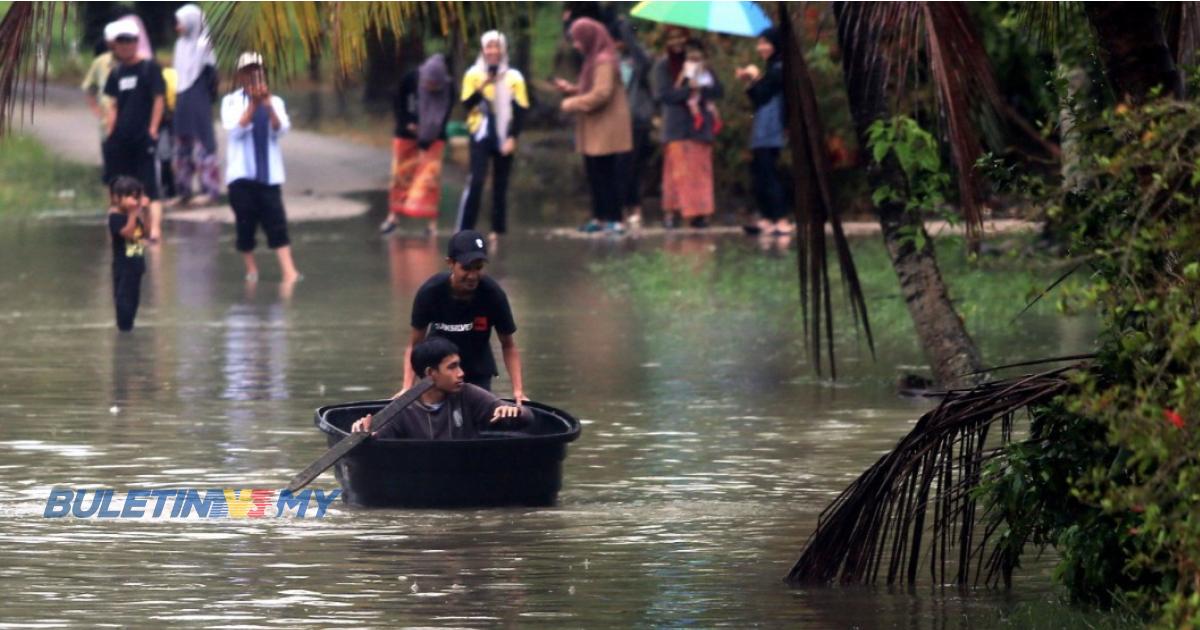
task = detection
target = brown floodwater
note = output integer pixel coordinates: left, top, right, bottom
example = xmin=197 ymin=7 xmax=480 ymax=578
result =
xmin=0 ymin=211 xmax=1123 ymax=628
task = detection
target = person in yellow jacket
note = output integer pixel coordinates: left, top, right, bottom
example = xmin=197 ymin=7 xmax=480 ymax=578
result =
xmin=454 ymin=30 xmax=529 ymax=240
xmin=158 ymin=64 xmax=179 ymax=202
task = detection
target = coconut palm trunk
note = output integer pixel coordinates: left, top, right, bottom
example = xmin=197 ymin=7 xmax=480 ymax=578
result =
xmin=1083 ymin=2 xmax=1182 ymax=103
xmin=830 ymin=2 xmax=984 ymax=387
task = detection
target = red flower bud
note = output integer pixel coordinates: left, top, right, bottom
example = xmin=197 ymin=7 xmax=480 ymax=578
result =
xmin=1164 ymin=409 xmax=1185 ymax=429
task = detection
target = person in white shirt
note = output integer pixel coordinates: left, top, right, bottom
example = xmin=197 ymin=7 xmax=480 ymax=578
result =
xmin=220 ymin=52 xmax=300 ymax=283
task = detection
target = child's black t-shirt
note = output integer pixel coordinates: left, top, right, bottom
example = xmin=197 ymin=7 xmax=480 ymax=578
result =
xmin=109 ymin=212 xmax=146 ymax=264
xmin=411 ymin=272 xmax=517 ymax=380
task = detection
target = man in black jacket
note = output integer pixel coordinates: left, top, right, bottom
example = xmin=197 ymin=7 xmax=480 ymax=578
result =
xmin=351 ymin=337 xmax=530 ymax=440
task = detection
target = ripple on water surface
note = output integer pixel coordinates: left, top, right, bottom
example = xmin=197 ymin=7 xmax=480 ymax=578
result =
xmin=0 ymin=223 xmax=1111 ymax=627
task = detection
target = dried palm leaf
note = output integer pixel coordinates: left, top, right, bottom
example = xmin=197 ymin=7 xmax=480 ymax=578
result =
xmin=779 ymin=2 xmax=875 ymax=379
xmin=786 ymin=364 xmax=1082 ymax=586
xmin=835 ymin=2 xmax=1005 ymax=252
xmin=0 ymin=1 xmax=68 ymax=132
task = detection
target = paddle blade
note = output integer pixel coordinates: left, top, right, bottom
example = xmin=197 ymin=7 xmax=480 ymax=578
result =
xmin=285 ymin=378 xmax=434 ymax=493
xmin=285 ymin=432 xmax=368 ymax=493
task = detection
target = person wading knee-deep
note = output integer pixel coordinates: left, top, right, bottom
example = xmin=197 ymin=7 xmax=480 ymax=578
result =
xmin=220 ymin=52 xmax=300 ymax=284
xmin=107 ymin=176 xmax=149 ymax=332
xmin=455 ymin=31 xmax=529 ymax=241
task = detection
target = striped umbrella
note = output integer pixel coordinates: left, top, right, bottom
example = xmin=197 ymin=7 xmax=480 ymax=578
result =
xmin=630 ymin=0 xmax=773 ymax=38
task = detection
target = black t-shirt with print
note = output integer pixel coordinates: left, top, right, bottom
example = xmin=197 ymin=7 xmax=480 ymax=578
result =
xmin=103 ymin=60 xmax=166 ymax=142
xmin=411 ymin=272 xmax=517 ymax=380
xmin=108 ymin=212 xmax=146 ymax=266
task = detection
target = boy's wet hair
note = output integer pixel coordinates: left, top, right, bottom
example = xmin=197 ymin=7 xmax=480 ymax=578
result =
xmin=109 ymin=176 xmax=144 ymax=199
xmin=685 ymin=39 xmax=706 ymax=54
xmin=411 ymin=337 xmax=460 ymax=377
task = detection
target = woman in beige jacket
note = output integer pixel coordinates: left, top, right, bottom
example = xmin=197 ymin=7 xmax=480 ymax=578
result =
xmin=556 ymin=18 xmax=633 ymax=234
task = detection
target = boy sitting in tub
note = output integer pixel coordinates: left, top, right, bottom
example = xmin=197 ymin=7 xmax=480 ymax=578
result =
xmin=351 ymin=337 xmax=531 ymax=440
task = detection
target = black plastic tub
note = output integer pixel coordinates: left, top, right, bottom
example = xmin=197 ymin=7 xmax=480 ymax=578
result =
xmin=314 ymin=399 xmax=582 ymax=508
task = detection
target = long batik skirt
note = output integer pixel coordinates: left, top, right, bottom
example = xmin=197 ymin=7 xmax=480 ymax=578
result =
xmin=661 ymin=139 xmax=714 ymax=219
xmin=389 ymin=138 xmax=445 ymax=219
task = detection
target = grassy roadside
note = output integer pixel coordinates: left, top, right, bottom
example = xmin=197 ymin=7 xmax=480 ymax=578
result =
xmin=593 ymin=235 xmax=1095 ymax=380
xmin=0 ymin=135 xmax=105 ymax=217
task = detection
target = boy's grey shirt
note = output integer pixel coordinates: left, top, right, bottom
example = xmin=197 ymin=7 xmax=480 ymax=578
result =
xmin=374 ymin=383 xmax=532 ymax=440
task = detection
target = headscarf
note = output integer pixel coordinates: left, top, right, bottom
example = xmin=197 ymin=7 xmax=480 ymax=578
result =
xmin=663 ymin=25 xmax=691 ymax=81
xmin=570 ymin=18 xmax=617 ymax=94
xmin=470 ymin=30 xmax=514 ymax=144
xmin=416 ymin=54 xmax=451 ymax=144
xmin=114 ymin=14 xmax=154 ymax=61
xmin=758 ymin=26 xmax=782 ymax=63
xmin=173 ymin=4 xmax=216 ymax=92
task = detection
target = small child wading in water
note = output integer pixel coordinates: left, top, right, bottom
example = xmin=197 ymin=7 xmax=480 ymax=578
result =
xmin=681 ymin=40 xmax=722 ymax=134
xmin=107 ymin=176 xmax=148 ymax=331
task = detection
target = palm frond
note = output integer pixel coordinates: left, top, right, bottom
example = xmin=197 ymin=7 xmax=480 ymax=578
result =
xmin=0 ymin=1 xmax=68 ymax=132
xmin=205 ymin=2 xmax=478 ymax=79
xmin=779 ymin=2 xmax=875 ymax=379
xmin=786 ymin=365 xmax=1081 ymax=586
xmin=921 ymin=3 xmax=1000 ymax=250
xmin=205 ymin=2 xmax=322 ymax=78
xmin=837 ymin=2 xmax=1004 ymax=251
xmin=1013 ymin=2 xmax=1085 ymax=51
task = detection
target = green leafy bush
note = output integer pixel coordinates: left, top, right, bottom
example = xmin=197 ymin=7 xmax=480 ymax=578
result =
xmin=982 ymin=98 xmax=1200 ymax=624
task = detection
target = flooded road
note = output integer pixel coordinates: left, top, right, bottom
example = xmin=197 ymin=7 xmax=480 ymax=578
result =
xmin=0 ymin=215 xmax=1114 ymax=627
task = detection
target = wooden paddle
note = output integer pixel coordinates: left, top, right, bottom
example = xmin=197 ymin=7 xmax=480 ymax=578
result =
xmin=286 ymin=378 xmax=434 ymax=493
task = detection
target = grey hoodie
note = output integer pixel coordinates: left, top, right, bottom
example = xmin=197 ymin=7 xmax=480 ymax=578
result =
xmin=374 ymin=383 xmax=532 ymax=440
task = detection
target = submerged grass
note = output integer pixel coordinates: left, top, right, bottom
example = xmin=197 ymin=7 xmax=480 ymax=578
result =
xmin=593 ymin=235 xmax=1094 ymax=379
xmin=0 ymin=135 xmax=104 ymax=217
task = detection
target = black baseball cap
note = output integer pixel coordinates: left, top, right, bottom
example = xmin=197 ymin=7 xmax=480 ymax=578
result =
xmin=447 ymin=230 xmax=488 ymax=265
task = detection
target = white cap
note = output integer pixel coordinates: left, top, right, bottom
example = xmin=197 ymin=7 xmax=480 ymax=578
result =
xmin=105 ymin=18 xmax=140 ymax=41
xmin=236 ymin=52 xmax=264 ymax=71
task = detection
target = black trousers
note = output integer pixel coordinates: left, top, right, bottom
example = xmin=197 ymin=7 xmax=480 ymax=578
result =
xmin=615 ymin=125 xmax=652 ymax=208
xmin=751 ymin=147 xmax=789 ymax=221
xmin=457 ymin=139 xmax=514 ymax=234
xmin=584 ymin=154 xmax=622 ymax=222
xmin=228 ymin=180 xmax=290 ymax=252
xmin=103 ymin=136 xmax=161 ymax=200
xmin=112 ymin=258 xmax=145 ymax=331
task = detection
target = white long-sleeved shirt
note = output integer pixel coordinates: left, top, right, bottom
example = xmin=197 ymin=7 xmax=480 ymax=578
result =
xmin=221 ymin=89 xmax=290 ymax=185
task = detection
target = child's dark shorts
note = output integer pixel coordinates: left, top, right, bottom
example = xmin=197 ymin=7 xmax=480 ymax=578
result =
xmin=228 ymin=179 xmax=290 ymax=252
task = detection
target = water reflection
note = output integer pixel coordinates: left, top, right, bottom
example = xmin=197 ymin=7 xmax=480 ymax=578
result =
xmin=221 ymin=283 xmax=290 ymax=402
xmin=386 ymin=236 xmax=441 ymax=381
xmin=110 ymin=333 xmax=159 ymax=407
xmin=0 ymin=217 xmax=1117 ymax=628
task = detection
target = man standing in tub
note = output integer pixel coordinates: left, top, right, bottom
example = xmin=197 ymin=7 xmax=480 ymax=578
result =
xmin=403 ymin=229 xmax=526 ymax=400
